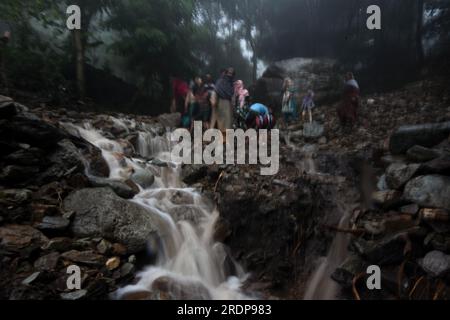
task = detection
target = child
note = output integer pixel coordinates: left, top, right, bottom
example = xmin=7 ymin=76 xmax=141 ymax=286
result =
xmin=281 ymin=78 xmax=297 ymax=125
xmin=245 ymin=103 xmax=276 ymax=130
xmin=302 ymin=90 xmax=315 ymax=124
xmin=233 ymin=80 xmax=250 ymax=129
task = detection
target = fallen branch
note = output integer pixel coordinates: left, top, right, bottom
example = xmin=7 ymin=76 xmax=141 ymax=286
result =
xmin=433 ymin=281 xmax=445 ymax=300
xmin=214 ymin=171 xmax=225 ymax=193
xmin=352 ymin=273 xmax=366 ymax=301
xmin=409 ymin=276 xmax=425 ymax=300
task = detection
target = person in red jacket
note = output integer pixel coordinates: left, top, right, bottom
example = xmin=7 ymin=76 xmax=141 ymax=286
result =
xmin=170 ymin=77 xmax=189 ymax=114
xmin=337 ymin=72 xmax=360 ymax=129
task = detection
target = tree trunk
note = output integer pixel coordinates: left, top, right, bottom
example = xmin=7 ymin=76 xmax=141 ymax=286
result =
xmin=252 ymin=50 xmax=258 ymax=84
xmin=416 ymin=0 xmax=425 ymax=67
xmin=0 ymin=41 xmax=7 ymax=91
xmin=73 ymin=29 xmax=86 ymax=100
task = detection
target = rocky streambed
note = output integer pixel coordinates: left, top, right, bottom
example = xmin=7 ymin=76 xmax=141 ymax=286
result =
xmin=1 ymin=80 xmax=450 ymax=301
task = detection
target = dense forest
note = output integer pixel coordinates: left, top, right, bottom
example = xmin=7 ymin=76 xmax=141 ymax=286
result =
xmin=0 ymin=0 xmax=449 ymax=114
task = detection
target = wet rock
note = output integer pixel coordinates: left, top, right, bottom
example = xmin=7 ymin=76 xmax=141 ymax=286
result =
xmin=96 ymin=239 xmax=112 ymax=255
xmin=150 ymin=159 xmax=169 ymax=167
xmin=389 ymin=122 xmax=450 ymax=155
xmin=63 ymin=188 xmax=158 ymax=253
xmin=152 ymin=276 xmax=212 ymax=300
xmin=41 ymin=237 xmax=73 ymax=252
xmin=331 ymin=254 xmax=366 ymax=288
xmin=88 ymin=176 xmax=137 ymax=199
xmin=36 ymin=216 xmax=70 ymax=232
xmin=377 ymin=174 xmax=388 ymax=191
xmin=372 ymin=190 xmax=403 ymax=208
xmin=0 ymin=189 xmax=32 ymax=205
xmin=61 ymin=250 xmax=104 ymax=266
xmin=385 ymin=163 xmax=421 ymax=190
xmin=0 ymin=165 xmax=39 ymax=185
xmin=130 ymin=168 xmax=155 ymax=189
xmin=1 ymin=116 xmax=66 ymax=149
xmin=120 ymin=263 xmax=135 ymax=278
xmin=37 ymin=139 xmax=85 ymax=185
xmin=168 ymin=206 xmax=202 ymax=224
xmin=406 ymin=145 xmax=441 ymax=162
xmin=400 ymin=204 xmax=420 ymax=216
xmin=353 ymin=233 xmax=408 ymax=265
xmin=303 ymin=122 xmax=324 ymax=139
xmin=169 ymin=190 xmax=195 ymax=205
xmin=419 ymin=251 xmax=450 ymax=278
xmin=404 ymin=175 xmax=450 ymax=210
xmin=60 ymin=289 xmax=88 ymax=300
xmin=83 ymin=145 xmax=110 ymax=178
xmin=4 ymin=148 xmax=43 ymax=166
xmin=421 ymin=155 xmax=450 ymax=175
xmin=0 ymin=95 xmax=16 ymax=118
xmin=34 ymin=252 xmax=60 ymax=271
xmin=425 ymin=234 xmax=450 ymax=253
xmin=181 ymin=165 xmax=208 ymax=185
xmin=106 ymin=257 xmax=121 ymax=271
xmin=0 ymin=225 xmax=48 ymax=252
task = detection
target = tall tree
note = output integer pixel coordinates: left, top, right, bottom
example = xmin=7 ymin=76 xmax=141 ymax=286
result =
xmin=63 ymin=0 xmax=114 ymax=100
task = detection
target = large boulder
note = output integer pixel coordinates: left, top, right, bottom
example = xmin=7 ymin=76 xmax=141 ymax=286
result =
xmin=403 ymin=175 xmax=450 ymax=210
xmin=36 ymin=139 xmax=85 ymax=185
xmin=0 ymin=115 xmax=66 ymax=149
xmin=63 ymin=188 xmax=158 ymax=253
xmin=389 ymin=122 xmax=450 ymax=155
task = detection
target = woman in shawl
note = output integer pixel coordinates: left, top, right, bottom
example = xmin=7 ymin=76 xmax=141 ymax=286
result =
xmin=337 ymin=72 xmax=360 ymax=129
xmin=214 ymin=67 xmax=235 ymax=135
xmin=233 ymin=80 xmax=250 ymax=129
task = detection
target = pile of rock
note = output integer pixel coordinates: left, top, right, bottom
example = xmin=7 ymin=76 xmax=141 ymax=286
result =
xmin=332 ymin=122 xmax=450 ymax=299
xmin=0 ymin=96 xmax=170 ymax=300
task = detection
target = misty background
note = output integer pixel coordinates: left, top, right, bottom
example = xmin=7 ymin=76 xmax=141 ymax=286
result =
xmin=0 ymin=0 xmax=449 ymax=114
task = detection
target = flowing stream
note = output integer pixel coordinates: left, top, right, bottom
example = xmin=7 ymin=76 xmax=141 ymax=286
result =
xmin=286 ymin=129 xmax=354 ymax=300
xmin=63 ymin=119 xmax=250 ymax=300
xmin=303 ymin=201 xmax=354 ymax=300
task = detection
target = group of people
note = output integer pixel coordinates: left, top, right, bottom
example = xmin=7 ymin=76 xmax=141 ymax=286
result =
xmin=281 ymin=77 xmax=316 ymax=125
xmin=170 ymin=67 xmax=275 ymax=137
xmin=280 ymin=72 xmax=361 ymax=129
xmin=171 ymin=68 xmax=361 ymax=135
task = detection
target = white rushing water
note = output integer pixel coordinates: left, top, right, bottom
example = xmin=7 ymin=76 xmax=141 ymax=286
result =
xmin=63 ymin=118 xmax=251 ymax=300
